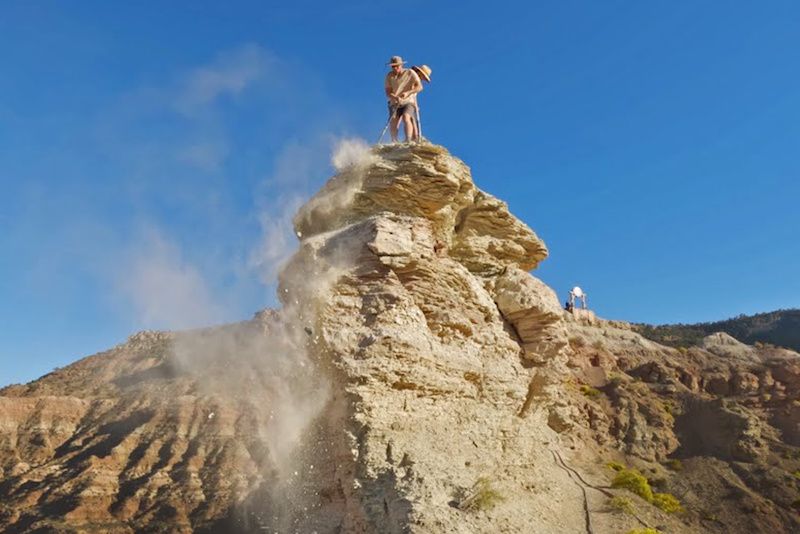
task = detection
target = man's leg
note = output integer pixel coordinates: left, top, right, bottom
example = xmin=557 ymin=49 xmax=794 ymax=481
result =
xmin=402 ymin=112 xmax=416 ymax=141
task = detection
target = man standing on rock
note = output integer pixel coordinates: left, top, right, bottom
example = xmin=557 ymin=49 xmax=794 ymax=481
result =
xmin=385 ymin=55 xmax=423 ymax=142
xmin=410 ymin=64 xmax=432 ymax=141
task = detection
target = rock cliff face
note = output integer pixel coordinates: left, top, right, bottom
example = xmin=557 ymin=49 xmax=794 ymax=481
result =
xmin=1 ymin=143 xmax=799 ymax=534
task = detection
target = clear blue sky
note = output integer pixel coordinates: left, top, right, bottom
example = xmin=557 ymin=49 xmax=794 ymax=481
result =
xmin=1 ymin=0 xmax=798 ymax=386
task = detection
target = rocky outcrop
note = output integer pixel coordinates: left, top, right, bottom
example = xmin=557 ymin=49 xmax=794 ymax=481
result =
xmin=276 ymin=144 xmax=580 ymax=533
xmin=294 ymin=144 xmax=548 ymax=274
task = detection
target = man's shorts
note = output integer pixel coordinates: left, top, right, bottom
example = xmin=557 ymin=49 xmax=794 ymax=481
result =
xmin=389 ymin=102 xmax=417 ymax=118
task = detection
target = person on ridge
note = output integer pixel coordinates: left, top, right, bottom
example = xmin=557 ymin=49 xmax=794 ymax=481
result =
xmin=384 ymin=56 xmax=423 ymax=142
xmin=409 ymin=64 xmax=432 ymax=142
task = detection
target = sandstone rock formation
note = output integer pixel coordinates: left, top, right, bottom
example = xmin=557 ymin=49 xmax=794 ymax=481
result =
xmin=1 ymin=143 xmax=799 ymax=534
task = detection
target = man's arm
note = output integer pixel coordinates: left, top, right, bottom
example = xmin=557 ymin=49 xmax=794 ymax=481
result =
xmin=410 ymin=72 xmax=423 ymax=95
xmin=385 ymin=73 xmax=396 ymax=101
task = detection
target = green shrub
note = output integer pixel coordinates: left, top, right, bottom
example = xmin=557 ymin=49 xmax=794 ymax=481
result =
xmin=664 ymin=459 xmax=683 ymax=471
xmin=627 ymin=529 xmax=662 ymax=534
xmin=652 ymin=492 xmax=683 ymax=513
xmin=792 ymin=470 xmax=800 ymax=479
xmin=580 ymin=385 xmax=601 ymax=399
xmin=611 ymin=469 xmax=653 ymax=502
xmin=460 ymin=477 xmax=505 ymax=511
xmin=608 ymin=496 xmax=634 ymax=515
xmin=662 ymin=402 xmax=674 ymax=414
xmin=605 ymin=461 xmax=625 ymax=472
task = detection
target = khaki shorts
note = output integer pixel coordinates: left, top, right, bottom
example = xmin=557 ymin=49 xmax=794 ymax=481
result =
xmin=389 ymin=102 xmax=417 ymax=118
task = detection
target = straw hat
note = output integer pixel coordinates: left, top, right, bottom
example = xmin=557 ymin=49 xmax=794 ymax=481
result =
xmin=412 ymin=64 xmax=432 ymax=82
xmin=387 ymin=55 xmax=406 ymax=66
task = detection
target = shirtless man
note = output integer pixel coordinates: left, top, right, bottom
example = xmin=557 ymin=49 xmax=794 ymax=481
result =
xmin=410 ymin=64 xmax=432 ymax=141
xmin=384 ymin=56 xmax=423 ymax=142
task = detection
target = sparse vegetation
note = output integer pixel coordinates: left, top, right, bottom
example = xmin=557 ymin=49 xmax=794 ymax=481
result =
xmin=652 ymin=492 xmax=683 ymax=513
xmin=459 ymin=477 xmax=505 ymax=511
xmin=700 ymin=510 xmax=718 ymax=521
xmin=605 ymin=461 xmax=625 ymax=472
xmin=608 ymin=496 xmax=634 ymax=515
xmin=592 ymin=340 xmax=605 ymax=350
xmin=611 ymin=469 xmax=654 ymax=502
xmin=569 ymin=336 xmax=586 ymax=348
xmin=580 ymin=385 xmax=601 ymax=399
xmin=664 ymin=459 xmax=683 ymax=471
xmin=791 ymin=470 xmax=800 ymax=479
xmin=782 ymin=450 xmax=800 ymax=460
xmin=626 ymin=529 xmax=662 ymax=534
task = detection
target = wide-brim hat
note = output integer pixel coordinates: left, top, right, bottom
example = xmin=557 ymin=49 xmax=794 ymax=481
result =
xmin=387 ymin=55 xmax=406 ymax=66
xmin=412 ymin=64 xmax=432 ymax=82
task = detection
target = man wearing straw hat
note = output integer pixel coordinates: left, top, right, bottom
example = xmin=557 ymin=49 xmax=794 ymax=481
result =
xmin=410 ymin=64 xmax=432 ymax=141
xmin=384 ymin=55 xmax=423 ymax=142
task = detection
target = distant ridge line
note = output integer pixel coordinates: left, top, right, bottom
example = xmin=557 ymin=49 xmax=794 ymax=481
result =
xmin=634 ymin=308 xmax=800 ymax=352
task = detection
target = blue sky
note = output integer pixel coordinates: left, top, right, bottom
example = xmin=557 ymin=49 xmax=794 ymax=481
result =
xmin=1 ymin=1 xmax=798 ymax=386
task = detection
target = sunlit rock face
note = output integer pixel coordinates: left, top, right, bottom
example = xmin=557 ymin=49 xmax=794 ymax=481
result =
xmin=2 ymin=143 xmax=799 ymax=534
xmin=278 ymin=142 xmax=576 ymax=533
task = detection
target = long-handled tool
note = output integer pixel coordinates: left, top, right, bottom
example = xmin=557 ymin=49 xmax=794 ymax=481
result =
xmin=415 ymin=106 xmax=423 ymax=142
xmin=377 ymin=103 xmax=398 ymax=144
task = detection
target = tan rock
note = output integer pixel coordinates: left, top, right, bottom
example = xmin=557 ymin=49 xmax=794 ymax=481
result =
xmin=489 ymin=265 xmax=568 ymax=364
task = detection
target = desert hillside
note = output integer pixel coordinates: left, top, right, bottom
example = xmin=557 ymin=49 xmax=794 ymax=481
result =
xmin=1 ymin=143 xmax=799 ymax=534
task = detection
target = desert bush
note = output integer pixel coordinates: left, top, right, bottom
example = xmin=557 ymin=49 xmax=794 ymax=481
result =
xmin=652 ymin=492 xmax=683 ymax=513
xmin=580 ymin=385 xmax=601 ymax=399
xmin=459 ymin=477 xmax=505 ymax=511
xmin=611 ymin=469 xmax=653 ymax=502
xmin=605 ymin=461 xmax=625 ymax=472
xmin=608 ymin=496 xmax=634 ymax=515
xmin=626 ymin=529 xmax=661 ymax=534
